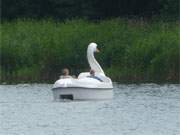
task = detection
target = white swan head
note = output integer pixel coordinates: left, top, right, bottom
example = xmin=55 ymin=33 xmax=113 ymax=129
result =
xmin=87 ymin=42 xmax=105 ymax=76
xmin=87 ymin=42 xmax=99 ymax=53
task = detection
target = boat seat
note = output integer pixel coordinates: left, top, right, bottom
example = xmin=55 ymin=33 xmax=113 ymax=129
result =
xmin=87 ymin=76 xmax=103 ymax=82
xmin=78 ymin=72 xmax=111 ymax=83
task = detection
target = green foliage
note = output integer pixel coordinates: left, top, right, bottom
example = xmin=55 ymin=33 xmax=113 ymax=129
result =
xmin=0 ymin=19 xmax=179 ymax=83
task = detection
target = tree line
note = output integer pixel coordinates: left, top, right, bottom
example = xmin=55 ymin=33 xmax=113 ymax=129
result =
xmin=2 ymin=0 xmax=179 ymax=20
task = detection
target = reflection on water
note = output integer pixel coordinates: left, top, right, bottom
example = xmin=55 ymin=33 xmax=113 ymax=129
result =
xmin=0 ymin=84 xmax=180 ymax=135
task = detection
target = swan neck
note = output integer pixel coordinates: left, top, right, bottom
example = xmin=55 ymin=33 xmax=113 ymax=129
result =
xmin=87 ymin=51 xmax=105 ymax=75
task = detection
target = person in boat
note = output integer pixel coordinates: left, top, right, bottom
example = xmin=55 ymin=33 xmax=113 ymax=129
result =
xmin=87 ymin=69 xmax=103 ymax=82
xmin=60 ymin=68 xmax=73 ymax=79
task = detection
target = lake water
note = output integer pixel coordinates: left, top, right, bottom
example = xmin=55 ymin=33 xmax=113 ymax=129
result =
xmin=0 ymin=84 xmax=180 ymax=135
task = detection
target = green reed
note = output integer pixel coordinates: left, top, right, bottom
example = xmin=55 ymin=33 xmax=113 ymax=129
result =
xmin=1 ymin=18 xmax=179 ymax=83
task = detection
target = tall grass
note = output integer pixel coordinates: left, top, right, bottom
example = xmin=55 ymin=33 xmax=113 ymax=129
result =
xmin=0 ymin=18 xmax=179 ymax=83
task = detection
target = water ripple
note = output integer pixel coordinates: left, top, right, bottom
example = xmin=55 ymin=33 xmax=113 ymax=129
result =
xmin=0 ymin=83 xmax=180 ymax=135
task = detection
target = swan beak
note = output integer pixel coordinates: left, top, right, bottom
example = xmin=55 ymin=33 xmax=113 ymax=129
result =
xmin=96 ymin=48 xmax=100 ymax=53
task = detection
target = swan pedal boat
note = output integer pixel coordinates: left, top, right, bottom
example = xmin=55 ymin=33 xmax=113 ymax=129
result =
xmin=52 ymin=43 xmax=113 ymax=101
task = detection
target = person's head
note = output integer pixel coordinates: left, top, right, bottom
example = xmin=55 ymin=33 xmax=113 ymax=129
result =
xmin=62 ymin=68 xmax=69 ymax=76
xmin=90 ymin=69 xmax=95 ymax=76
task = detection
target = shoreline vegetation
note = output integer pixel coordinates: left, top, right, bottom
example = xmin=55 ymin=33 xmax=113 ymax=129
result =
xmin=0 ymin=18 xmax=180 ymax=84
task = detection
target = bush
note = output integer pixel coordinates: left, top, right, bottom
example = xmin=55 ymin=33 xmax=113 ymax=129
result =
xmin=0 ymin=18 xmax=179 ymax=83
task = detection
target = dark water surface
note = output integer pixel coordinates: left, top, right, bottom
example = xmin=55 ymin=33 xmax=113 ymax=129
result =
xmin=0 ymin=84 xmax=180 ymax=135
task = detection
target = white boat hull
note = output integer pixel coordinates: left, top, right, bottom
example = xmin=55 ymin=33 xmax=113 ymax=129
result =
xmin=52 ymin=87 xmax=113 ymax=101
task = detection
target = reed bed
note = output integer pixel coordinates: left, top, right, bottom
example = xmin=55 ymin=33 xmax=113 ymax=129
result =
xmin=1 ymin=18 xmax=179 ymax=83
